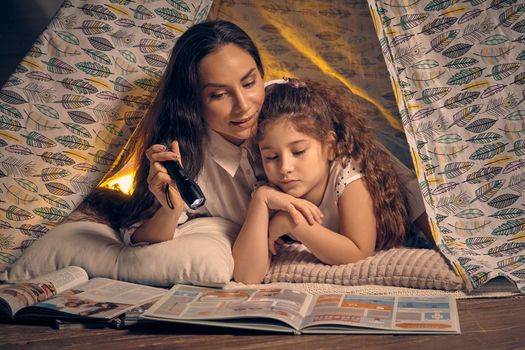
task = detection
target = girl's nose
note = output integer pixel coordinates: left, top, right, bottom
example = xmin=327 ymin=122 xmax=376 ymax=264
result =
xmin=279 ymin=156 xmax=293 ymax=174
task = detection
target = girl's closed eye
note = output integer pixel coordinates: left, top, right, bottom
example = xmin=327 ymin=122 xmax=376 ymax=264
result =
xmin=292 ymin=149 xmax=306 ymax=156
xmin=263 ymin=153 xmax=279 ymax=161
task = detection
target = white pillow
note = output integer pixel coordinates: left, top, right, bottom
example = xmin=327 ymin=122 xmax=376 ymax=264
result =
xmin=0 ymin=218 xmax=240 ymax=287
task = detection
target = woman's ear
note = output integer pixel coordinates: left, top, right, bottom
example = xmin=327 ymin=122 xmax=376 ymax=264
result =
xmin=325 ymin=131 xmax=337 ymax=161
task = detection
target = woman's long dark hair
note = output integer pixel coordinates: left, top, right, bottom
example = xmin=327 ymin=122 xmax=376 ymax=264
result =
xmin=85 ymin=20 xmax=264 ymax=229
xmin=257 ymin=80 xmax=409 ymax=250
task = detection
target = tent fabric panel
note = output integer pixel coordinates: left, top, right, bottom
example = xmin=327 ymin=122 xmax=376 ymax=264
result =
xmin=367 ymin=0 xmax=525 ymax=292
xmin=0 ymin=0 xmax=214 ymax=272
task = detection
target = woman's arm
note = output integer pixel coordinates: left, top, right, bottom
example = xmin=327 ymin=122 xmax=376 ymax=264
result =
xmin=276 ymin=179 xmax=376 ymax=265
xmin=131 ymin=142 xmax=186 ymax=244
xmin=131 ymin=205 xmax=184 ymax=244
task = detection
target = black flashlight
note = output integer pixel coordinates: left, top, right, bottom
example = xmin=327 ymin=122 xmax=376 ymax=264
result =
xmin=162 ymin=145 xmax=206 ymax=210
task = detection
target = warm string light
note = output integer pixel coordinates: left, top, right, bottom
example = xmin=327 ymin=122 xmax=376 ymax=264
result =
xmin=102 ymin=173 xmax=134 ymax=195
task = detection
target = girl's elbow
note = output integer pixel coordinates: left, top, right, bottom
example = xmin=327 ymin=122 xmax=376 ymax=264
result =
xmin=233 ymin=269 xmax=265 ymax=285
xmin=334 ymin=248 xmax=375 ymax=265
xmin=359 ymin=249 xmax=375 ymax=261
xmin=353 ymin=246 xmax=375 ymax=262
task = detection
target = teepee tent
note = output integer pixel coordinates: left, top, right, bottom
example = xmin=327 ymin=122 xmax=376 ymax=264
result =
xmin=0 ymin=0 xmax=523 ymax=292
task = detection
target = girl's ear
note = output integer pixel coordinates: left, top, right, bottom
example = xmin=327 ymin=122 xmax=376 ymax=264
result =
xmin=325 ymin=131 xmax=337 ymax=161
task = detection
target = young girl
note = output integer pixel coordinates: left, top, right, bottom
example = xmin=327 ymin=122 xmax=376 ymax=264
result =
xmin=232 ymin=78 xmax=410 ymax=284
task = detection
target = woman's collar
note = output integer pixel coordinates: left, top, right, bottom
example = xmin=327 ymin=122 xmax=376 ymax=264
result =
xmin=206 ymin=128 xmax=253 ymax=177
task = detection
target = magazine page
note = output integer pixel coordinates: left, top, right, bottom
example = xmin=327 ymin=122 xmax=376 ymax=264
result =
xmin=301 ymin=294 xmax=459 ymax=334
xmin=143 ymin=285 xmax=313 ymax=331
xmin=0 ymin=266 xmax=88 ymax=318
xmin=301 ymin=294 xmax=397 ymax=331
xmin=29 ymin=266 xmax=89 ymax=294
xmin=392 ymin=296 xmax=460 ymax=332
xmin=17 ymin=277 xmax=166 ymax=320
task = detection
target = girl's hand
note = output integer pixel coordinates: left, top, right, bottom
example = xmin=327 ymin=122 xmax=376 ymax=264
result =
xmin=145 ymin=141 xmax=184 ymax=211
xmin=255 ymin=186 xmax=323 ymax=225
xmin=268 ymin=211 xmax=294 ymax=255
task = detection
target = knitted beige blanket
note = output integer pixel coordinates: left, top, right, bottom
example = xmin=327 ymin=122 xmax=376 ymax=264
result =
xmin=263 ymin=243 xmax=464 ymax=290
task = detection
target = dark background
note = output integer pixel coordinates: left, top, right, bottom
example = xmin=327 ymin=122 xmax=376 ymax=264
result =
xmin=0 ymin=0 xmax=63 ymax=87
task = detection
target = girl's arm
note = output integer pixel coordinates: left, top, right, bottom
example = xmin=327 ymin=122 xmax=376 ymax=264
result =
xmin=273 ymin=179 xmax=376 ymax=265
xmin=232 ymin=188 xmax=272 ymax=284
xmin=233 ymin=186 xmax=324 ymax=284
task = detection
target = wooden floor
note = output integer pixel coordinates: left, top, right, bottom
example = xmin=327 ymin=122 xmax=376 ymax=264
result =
xmin=1 ymin=296 xmax=524 ymax=350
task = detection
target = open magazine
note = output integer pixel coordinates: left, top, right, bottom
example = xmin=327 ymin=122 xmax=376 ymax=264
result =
xmin=142 ymin=285 xmax=461 ymax=334
xmin=0 ymin=266 xmax=166 ymax=325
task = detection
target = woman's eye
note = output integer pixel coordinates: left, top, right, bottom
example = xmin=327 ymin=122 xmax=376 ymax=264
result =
xmin=292 ymin=150 xmax=305 ymax=156
xmin=264 ymin=155 xmax=278 ymax=161
xmin=210 ymin=92 xmax=226 ymax=99
xmin=243 ymin=80 xmax=256 ymax=88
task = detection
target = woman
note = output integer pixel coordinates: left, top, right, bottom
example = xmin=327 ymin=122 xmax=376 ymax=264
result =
xmin=87 ymin=20 xmax=323 ymax=245
xmin=87 ymin=20 xmax=431 ymax=248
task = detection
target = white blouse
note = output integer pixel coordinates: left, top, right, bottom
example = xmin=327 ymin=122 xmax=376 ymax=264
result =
xmin=191 ymin=128 xmax=265 ymax=225
xmin=121 ymin=128 xmax=264 ymax=244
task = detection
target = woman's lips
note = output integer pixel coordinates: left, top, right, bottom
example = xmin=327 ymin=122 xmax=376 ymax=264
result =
xmin=230 ymin=114 xmax=255 ymax=128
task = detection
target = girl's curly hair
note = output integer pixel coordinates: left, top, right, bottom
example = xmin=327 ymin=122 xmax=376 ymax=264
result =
xmin=257 ymin=79 xmax=409 ymax=250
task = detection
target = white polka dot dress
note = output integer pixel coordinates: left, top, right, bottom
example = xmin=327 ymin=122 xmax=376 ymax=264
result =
xmin=319 ymin=159 xmax=364 ymax=232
